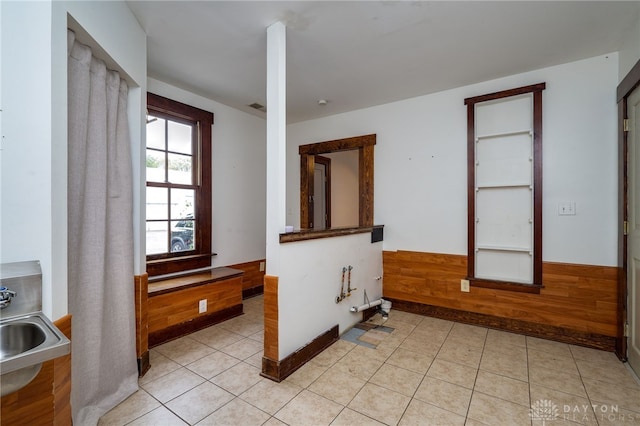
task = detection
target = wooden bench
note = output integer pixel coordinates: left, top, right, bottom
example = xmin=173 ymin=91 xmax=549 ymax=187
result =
xmin=147 ymin=267 xmax=244 ymax=347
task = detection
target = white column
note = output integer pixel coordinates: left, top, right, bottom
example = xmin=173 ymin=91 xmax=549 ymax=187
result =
xmin=265 ymin=21 xmax=286 ymax=276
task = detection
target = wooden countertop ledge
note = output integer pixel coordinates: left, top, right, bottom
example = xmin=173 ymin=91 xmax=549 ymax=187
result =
xmin=148 ymin=267 xmax=244 ymax=296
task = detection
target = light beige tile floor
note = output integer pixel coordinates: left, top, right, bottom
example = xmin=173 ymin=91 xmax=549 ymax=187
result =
xmin=100 ymin=295 xmax=640 ymax=426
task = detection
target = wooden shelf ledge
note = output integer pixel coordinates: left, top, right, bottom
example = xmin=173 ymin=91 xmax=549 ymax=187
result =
xmin=280 ymin=225 xmax=384 ymax=244
xmin=148 ymin=267 xmax=244 ymax=296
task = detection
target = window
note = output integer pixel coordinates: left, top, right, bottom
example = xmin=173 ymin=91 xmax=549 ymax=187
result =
xmin=146 ymin=93 xmax=213 ymax=276
xmin=299 ymin=134 xmax=376 ymax=229
xmin=464 ymin=83 xmax=545 ymax=293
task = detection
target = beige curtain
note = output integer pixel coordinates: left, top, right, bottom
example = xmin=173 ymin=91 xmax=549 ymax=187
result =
xmin=67 ymin=30 xmax=138 ymax=425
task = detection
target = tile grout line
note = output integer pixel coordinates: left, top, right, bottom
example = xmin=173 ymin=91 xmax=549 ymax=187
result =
xmin=465 ymin=328 xmax=488 ymax=424
xmin=139 ymin=330 xmax=264 ymax=424
xmin=394 ymin=316 xmax=457 ymax=424
xmin=107 ymin=298 xmax=640 ymax=426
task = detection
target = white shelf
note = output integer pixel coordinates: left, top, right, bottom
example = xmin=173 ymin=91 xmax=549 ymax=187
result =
xmin=476 ymin=129 xmax=532 ymax=141
xmin=476 ymin=245 xmax=532 ymax=253
xmin=476 ymin=183 xmax=532 ymax=190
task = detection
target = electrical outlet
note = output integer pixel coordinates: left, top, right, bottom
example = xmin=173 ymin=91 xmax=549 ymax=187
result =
xmin=199 ymin=299 xmax=207 ymax=313
xmin=259 ymin=261 xmax=265 ymax=272
xmin=461 ymin=279 xmax=470 ymax=292
xmin=558 ymin=201 xmax=576 ymax=216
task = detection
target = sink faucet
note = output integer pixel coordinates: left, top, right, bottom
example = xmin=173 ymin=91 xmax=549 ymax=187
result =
xmin=0 ymin=286 xmax=16 ymax=309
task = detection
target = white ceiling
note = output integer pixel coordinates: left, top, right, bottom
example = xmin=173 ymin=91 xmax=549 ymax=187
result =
xmin=126 ymin=1 xmax=639 ymax=123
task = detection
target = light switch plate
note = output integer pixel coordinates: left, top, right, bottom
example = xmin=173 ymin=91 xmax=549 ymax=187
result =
xmin=461 ymin=279 xmax=470 ymax=292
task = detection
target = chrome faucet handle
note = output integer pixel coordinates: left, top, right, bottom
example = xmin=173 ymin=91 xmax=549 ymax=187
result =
xmin=0 ymin=286 xmax=16 ymax=303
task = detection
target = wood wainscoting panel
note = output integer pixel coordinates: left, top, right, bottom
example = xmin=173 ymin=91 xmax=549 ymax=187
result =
xmin=1 ymin=315 xmax=72 ymax=426
xmin=229 ymin=259 xmax=266 ymax=298
xmin=53 ymin=315 xmax=72 ymax=426
xmin=134 ymin=273 xmax=149 ymax=376
xmin=383 ymin=250 xmax=619 ymax=347
xmin=263 ymin=275 xmax=279 ymax=363
xmin=385 ymin=298 xmax=616 ymax=351
xmin=148 ymin=277 xmax=243 ymax=345
xmin=0 ymin=361 xmax=54 ymax=426
xmin=148 ymin=277 xmax=242 ymax=333
xmin=149 ymin=305 xmax=243 ymax=347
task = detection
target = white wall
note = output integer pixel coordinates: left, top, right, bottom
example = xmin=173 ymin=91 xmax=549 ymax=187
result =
xmin=147 ymin=79 xmax=267 ymax=267
xmin=278 ymin=234 xmax=383 ymax=358
xmin=1 ymin=2 xmax=49 ymax=261
xmin=0 ymin=0 xmax=146 ymax=319
xmin=619 ymin=7 xmax=640 ymax=82
xmin=288 ymin=54 xmax=619 ymax=267
xmin=2 ymin=1 xmax=56 ymax=315
xmin=325 ymin=150 xmax=359 ymax=228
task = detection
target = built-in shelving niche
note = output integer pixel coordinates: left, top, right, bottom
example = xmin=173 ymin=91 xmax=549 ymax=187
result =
xmin=465 ymin=83 xmax=545 ymax=288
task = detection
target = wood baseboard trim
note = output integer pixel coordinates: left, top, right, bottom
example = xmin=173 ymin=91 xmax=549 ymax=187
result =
xmin=261 ymin=325 xmax=339 ymax=382
xmin=137 ymin=350 xmax=150 ymax=377
xmin=149 ymin=304 xmax=243 ymax=347
xmin=261 ymin=356 xmax=280 ymax=382
xmin=385 ymin=298 xmax=616 ymax=351
xmin=242 ymin=285 xmax=264 ymax=299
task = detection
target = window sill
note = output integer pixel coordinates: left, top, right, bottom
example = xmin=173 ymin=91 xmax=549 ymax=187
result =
xmin=469 ymin=278 xmax=543 ymax=294
xmin=279 ymin=225 xmax=384 ymax=244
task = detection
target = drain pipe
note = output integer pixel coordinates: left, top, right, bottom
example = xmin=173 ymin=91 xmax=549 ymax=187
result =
xmin=350 ymin=298 xmax=391 ymax=314
xmin=350 ymin=278 xmax=389 ymax=314
xmin=350 ymin=298 xmax=383 ymax=313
